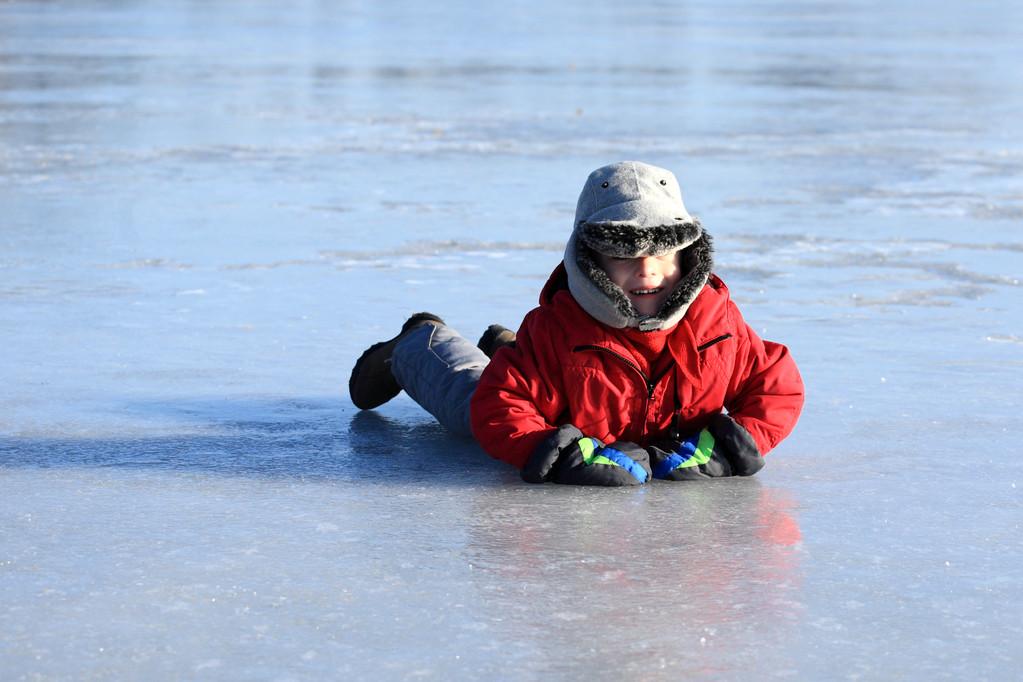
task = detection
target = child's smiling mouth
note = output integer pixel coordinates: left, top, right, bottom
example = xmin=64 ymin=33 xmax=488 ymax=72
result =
xmin=630 ymin=287 xmax=663 ymax=296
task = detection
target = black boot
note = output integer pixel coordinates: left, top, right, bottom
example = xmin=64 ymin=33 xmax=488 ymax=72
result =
xmin=348 ymin=313 xmax=445 ymax=409
xmin=477 ymin=324 xmax=516 ymax=359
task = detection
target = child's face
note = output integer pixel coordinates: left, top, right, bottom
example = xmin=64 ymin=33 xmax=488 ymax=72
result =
xmin=595 ymin=251 xmax=683 ymax=317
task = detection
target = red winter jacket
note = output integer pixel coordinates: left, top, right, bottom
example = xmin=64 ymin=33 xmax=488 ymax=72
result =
xmin=470 ymin=264 xmax=804 ymax=470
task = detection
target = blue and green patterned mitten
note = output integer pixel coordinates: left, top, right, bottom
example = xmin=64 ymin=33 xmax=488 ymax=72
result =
xmin=522 ymin=424 xmax=650 ymax=486
xmin=649 ymin=414 xmax=764 ymax=480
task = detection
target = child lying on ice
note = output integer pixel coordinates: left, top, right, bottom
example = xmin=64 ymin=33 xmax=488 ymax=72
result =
xmin=348 ymin=161 xmax=804 ymax=486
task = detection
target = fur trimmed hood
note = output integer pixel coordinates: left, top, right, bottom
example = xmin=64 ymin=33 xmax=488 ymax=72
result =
xmin=564 ymin=161 xmax=713 ymax=331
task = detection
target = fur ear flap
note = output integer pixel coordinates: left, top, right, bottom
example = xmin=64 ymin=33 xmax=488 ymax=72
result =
xmin=581 ymin=220 xmax=702 ymax=258
xmin=578 ymin=250 xmax=638 ymax=319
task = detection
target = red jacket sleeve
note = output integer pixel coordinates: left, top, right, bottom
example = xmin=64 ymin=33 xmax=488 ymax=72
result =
xmin=723 ymin=303 xmax=805 ymax=455
xmin=469 ymin=308 xmax=568 ymax=470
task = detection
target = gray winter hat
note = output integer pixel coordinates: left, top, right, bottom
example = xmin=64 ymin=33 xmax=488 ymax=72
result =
xmin=565 ymin=161 xmax=713 ymax=331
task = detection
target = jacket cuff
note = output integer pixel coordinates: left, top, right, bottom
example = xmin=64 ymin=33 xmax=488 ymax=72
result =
xmin=521 ymin=424 xmax=585 ymax=483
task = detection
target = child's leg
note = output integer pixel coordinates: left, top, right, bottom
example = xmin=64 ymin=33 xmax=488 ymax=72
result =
xmin=389 ymin=323 xmax=488 ymax=437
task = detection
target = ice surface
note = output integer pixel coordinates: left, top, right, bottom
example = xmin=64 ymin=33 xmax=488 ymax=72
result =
xmin=2 ymin=1 xmax=1022 ymax=679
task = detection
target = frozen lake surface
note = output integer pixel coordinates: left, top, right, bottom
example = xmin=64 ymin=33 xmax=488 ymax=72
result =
xmin=2 ymin=1 xmax=1022 ymax=679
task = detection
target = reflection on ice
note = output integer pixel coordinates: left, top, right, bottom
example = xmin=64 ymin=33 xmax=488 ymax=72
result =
xmin=1 ymin=433 xmax=805 ymax=679
xmin=459 ymin=481 xmax=804 ymax=675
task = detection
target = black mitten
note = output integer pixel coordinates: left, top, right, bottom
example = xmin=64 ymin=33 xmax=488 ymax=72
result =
xmin=522 ymin=425 xmax=650 ymax=486
xmin=649 ymin=413 xmax=764 ymax=480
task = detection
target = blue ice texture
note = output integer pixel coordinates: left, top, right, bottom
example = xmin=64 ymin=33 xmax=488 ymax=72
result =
xmin=1 ymin=1 xmax=1021 ymax=679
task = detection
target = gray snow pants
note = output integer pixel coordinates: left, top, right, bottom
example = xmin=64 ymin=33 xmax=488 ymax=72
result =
xmin=389 ymin=323 xmax=489 ymax=437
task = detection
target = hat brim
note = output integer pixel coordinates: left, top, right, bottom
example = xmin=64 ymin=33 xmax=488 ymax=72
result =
xmin=580 ymin=218 xmax=702 ymax=259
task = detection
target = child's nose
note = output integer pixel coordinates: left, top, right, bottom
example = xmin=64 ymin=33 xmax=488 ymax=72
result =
xmin=637 ymin=256 xmax=659 ymax=276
